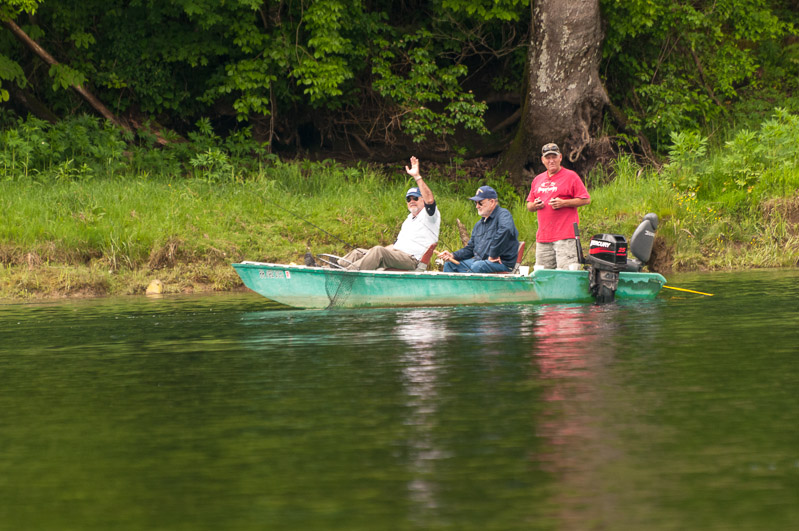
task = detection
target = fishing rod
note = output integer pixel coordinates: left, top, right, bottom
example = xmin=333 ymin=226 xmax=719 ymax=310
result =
xmin=261 ymin=195 xmax=356 ymax=249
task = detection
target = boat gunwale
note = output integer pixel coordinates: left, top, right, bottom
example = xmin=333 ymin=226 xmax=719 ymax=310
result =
xmin=235 ymin=261 xmax=537 ymax=282
xmin=234 ymin=261 xmax=667 ymax=284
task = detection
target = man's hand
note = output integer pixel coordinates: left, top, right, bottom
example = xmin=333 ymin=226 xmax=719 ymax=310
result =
xmin=436 ymin=250 xmax=457 ymax=263
xmin=488 ymin=256 xmax=501 ymax=263
xmin=405 ymin=156 xmax=421 ymax=180
xmin=527 ymin=198 xmax=544 ymax=211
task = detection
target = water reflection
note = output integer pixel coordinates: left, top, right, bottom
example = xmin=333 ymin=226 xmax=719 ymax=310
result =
xmin=394 ymin=310 xmax=449 ymax=518
xmin=3 ymin=273 xmax=799 ymax=530
xmin=531 ymin=303 xmax=661 ymax=529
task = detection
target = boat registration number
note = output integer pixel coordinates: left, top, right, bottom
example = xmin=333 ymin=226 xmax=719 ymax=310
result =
xmin=259 ymin=270 xmax=290 ymax=279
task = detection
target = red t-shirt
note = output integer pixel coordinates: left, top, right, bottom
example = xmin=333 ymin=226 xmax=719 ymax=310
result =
xmin=526 ymin=168 xmax=590 ymax=242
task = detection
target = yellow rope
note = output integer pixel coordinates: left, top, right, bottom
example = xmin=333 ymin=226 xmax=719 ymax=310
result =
xmin=663 ymin=285 xmax=714 ymax=296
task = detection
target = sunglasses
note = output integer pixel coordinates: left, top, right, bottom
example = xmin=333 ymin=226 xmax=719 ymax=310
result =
xmin=475 ymin=199 xmax=492 ymax=206
xmin=406 ymin=196 xmax=420 ymax=202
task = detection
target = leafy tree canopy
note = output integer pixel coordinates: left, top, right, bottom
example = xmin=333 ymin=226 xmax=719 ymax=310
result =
xmin=602 ymin=0 xmax=797 ymax=147
xmin=1 ymin=0 xmax=797 ymax=156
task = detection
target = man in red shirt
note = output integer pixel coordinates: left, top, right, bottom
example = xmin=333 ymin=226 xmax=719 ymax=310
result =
xmin=526 ymin=143 xmax=591 ymax=269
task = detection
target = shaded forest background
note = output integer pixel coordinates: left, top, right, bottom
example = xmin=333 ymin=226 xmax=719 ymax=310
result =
xmin=2 ymin=0 xmax=799 ymax=182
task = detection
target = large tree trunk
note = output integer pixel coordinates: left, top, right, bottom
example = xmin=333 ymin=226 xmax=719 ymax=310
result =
xmin=496 ymin=0 xmax=609 ymax=185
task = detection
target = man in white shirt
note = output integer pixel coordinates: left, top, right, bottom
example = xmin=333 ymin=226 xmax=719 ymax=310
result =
xmin=341 ymin=156 xmax=440 ymax=270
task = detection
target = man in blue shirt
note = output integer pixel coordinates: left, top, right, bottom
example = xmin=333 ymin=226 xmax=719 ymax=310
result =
xmin=438 ymin=186 xmax=520 ymax=273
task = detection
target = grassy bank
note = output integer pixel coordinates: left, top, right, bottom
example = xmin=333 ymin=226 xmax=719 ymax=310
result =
xmin=1 ymin=113 xmax=798 ymax=301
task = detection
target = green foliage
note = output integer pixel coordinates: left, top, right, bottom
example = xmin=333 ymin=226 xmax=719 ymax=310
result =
xmin=718 ymin=108 xmax=799 ymax=199
xmin=0 ymin=115 xmax=273 ymax=182
xmin=4 ymin=0 xmax=798 ymax=162
xmin=663 ymin=130 xmax=708 ymax=190
xmin=291 ymin=0 xmax=354 ymax=103
xmin=441 ymin=0 xmax=526 ymax=21
xmin=0 ymin=53 xmax=25 ymax=101
xmin=48 ymin=63 xmax=86 ymax=91
xmin=372 ymin=30 xmax=489 ymax=142
xmin=1 ymin=0 xmax=528 ymax=149
xmin=0 ymin=0 xmax=40 ymax=100
xmin=602 ymin=0 xmax=795 ymax=147
xmin=0 ymin=0 xmax=40 ymax=17
xmin=664 ymin=108 xmax=799 ymax=215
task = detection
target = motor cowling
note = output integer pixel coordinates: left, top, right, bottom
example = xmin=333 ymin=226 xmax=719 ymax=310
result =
xmin=586 ymin=234 xmax=628 ymax=303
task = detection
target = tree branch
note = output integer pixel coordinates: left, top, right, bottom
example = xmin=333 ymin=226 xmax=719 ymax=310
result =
xmin=490 ymin=108 xmax=521 ymax=133
xmin=2 ymin=18 xmax=130 ymax=131
xmin=687 ymin=45 xmax=723 ymax=107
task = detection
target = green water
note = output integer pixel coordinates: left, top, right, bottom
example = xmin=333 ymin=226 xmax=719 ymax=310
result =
xmin=1 ymin=270 xmax=798 ymax=530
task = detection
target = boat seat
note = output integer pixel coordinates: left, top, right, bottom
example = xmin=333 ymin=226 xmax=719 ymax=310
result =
xmin=623 ymin=213 xmax=658 ymax=272
xmin=494 ymin=241 xmax=526 ymax=274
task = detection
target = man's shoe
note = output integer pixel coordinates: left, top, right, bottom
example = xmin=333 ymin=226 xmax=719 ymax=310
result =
xmin=304 ymin=248 xmax=318 ymax=267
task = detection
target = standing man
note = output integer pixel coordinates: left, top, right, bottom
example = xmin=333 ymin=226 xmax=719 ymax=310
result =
xmin=341 ymin=156 xmax=440 ymax=270
xmin=438 ymin=185 xmax=519 ymax=273
xmin=526 ymin=143 xmax=591 ymax=269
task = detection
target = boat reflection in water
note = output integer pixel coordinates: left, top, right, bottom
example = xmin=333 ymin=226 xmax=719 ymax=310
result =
xmin=394 ymin=310 xmax=450 ymax=520
xmin=531 ymin=302 xmax=664 ymax=528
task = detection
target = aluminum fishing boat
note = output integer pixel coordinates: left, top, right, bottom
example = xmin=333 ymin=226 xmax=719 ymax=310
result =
xmin=232 ymin=262 xmax=666 ymax=309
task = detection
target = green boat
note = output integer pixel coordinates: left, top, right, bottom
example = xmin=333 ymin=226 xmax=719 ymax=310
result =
xmin=232 ymin=261 xmax=667 ymax=309
xmin=234 ymin=214 xmax=670 ymax=309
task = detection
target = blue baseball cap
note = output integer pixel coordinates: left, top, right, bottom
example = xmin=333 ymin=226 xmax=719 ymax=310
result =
xmin=406 ymin=187 xmax=422 ymax=198
xmin=468 ymin=185 xmax=498 ymax=201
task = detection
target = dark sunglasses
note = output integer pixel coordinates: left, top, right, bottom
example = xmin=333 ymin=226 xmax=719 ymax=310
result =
xmin=475 ymin=199 xmax=492 ymax=206
xmin=406 ymin=196 xmax=420 ymax=202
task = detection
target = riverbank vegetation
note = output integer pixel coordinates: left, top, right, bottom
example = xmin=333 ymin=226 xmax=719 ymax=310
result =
xmin=2 ymin=1 xmax=799 ymax=300
xmin=1 ymin=110 xmax=798 ymax=300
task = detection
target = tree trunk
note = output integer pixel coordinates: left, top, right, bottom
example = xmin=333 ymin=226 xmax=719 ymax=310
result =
xmin=496 ymin=0 xmax=609 ymax=185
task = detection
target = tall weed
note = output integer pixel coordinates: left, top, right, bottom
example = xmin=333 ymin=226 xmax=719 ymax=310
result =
xmin=666 ymin=108 xmax=799 ymax=215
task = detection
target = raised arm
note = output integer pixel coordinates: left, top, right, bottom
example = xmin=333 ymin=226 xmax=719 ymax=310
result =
xmin=405 ymin=156 xmax=435 ymax=204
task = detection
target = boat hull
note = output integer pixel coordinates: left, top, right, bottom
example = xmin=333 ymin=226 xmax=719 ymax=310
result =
xmin=232 ymin=262 xmax=667 ymax=309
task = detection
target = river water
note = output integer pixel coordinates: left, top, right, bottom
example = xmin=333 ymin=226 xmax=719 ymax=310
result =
xmin=1 ymin=269 xmax=798 ymax=530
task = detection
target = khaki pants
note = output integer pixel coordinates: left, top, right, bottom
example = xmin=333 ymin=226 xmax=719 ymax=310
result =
xmin=535 ymin=239 xmax=579 ymax=269
xmin=343 ymin=246 xmax=417 ymax=271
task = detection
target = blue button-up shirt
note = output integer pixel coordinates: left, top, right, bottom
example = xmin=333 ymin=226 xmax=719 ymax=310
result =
xmin=453 ymin=206 xmax=520 ymax=268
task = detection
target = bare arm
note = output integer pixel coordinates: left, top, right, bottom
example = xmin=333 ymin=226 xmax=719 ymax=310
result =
xmin=526 ymin=198 xmax=544 ymax=212
xmin=405 ymin=156 xmax=434 ymax=204
xmin=548 ymin=197 xmax=590 ymax=210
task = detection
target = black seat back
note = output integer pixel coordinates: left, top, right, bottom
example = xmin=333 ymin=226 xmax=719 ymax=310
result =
xmin=630 ymin=213 xmax=658 ymax=263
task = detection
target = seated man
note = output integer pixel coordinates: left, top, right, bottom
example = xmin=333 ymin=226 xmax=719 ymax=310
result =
xmin=340 ymin=156 xmax=440 ymax=270
xmin=438 ymin=185 xmax=519 ymax=273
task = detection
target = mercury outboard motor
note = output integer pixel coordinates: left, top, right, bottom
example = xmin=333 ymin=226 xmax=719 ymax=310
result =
xmin=573 ymin=214 xmax=659 ymax=303
xmin=586 ymin=233 xmax=628 ymax=303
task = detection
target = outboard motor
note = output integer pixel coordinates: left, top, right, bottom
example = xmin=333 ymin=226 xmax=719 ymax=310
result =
xmin=624 ymin=213 xmax=659 ymax=272
xmin=573 ymin=214 xmax=659 ymax=303
xmin=586 ymin=233 xmax=628 ymax=303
